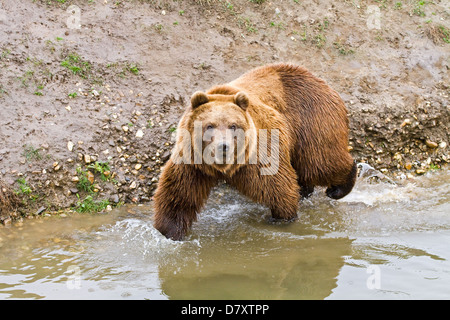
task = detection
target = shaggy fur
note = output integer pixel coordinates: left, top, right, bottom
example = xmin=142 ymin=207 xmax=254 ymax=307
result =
xmin=153 ymin=63 xmax=356 ymax=240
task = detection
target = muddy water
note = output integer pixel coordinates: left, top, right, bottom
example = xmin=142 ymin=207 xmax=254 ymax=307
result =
xmin=0 ymin=167 xmax=449 ymax=300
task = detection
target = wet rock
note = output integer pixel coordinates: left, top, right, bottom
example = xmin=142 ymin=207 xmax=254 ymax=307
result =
xmin=35 ymin=206 xmax=46 ymax=216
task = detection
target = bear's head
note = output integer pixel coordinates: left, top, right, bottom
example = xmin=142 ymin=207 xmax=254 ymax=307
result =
xmin=183 ymin=91 xmax=256 ymax=175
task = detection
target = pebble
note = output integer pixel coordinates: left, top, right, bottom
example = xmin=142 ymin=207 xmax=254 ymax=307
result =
xmin=415 ymin=169 xmax=426 ymax=175
xmin=35 ymin=207 xmax=46 ymax=215
xmin=135 ymin=164 xmax=142 ymax=170
xmin=425 ymin=140 xmax=438 ymax=148
xmin=84 ymin=154 xmax=91 ymax=164
xmin=67 ymin=141 xmax=74 ymax=152
xmin=136 ymin=129 xmax=144 ymax=138
xmin=404 ymin=162 xmax=412 ymax=170
xmin=87 ymin=171 xmax=95 ymax=184
xmin=130 ymin=181 xmax=137 ymax=189
xmin=401 ymin=119 xmax=412 ymax=127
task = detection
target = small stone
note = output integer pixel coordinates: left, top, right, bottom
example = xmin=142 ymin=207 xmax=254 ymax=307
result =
xmin=87 ymin=171 xmax=95 ymax=184
xmin=135 ymin=163 xmax=142 ymax=170
xmin=439 ymin=141 xmax=447 ymax=149
xmin=72 ymin=176 xmax=79 ymax=182
xmin=401 ymin=119 xmax=412 ymax=127
xmin=67 ymin=141 xmax=75 ymax=152
xmin=92 ymin=89 xmax=99 ymax=97
xmin=404 ymin=162 xmax=412 ymax=170
xmin=425 ymin=140 xmax=438 ymax=149
xmin=135 ymin=129 xmax=144 ymax=138
xmin=70 ymin=188 xmax=79 ymax=194
xmin=416 ymin=169 xmax=426 ymax=175
xmin=110 ymin=194 xmax=120 ymax=203
xmin=122 ymin=125 xmax=129 ymax=133
xmin=84 ymin=154 xmax=91 ymax=164
xmin=130 ymin=181 xmax=137 ymax=189
xmin=35 ymin=206 xmax=46 ymax=216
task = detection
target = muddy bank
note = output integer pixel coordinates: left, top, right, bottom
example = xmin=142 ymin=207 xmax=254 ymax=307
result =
xmin=0 ymin=0 xmax=448 ymax=224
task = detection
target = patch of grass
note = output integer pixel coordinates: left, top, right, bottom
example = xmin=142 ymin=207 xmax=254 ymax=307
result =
xmin=61 ymin=53 xmax=91 ymax=78
xmin=426 ymin=24 xmax=450 ymax=44
xmin=334 ymin=41 xmax=355 ymax=55
xmin=23 ymin=145 xmax=42 ymax=162
xmin=68 ymin=92 xmax=77 ymax=98
xmin=128 ymin=64 xmax=139 ymax=75
xmin=412 ymin=0 xmax=426 ymax=17
xmin=269 ymin=21 xmax=285 ymax=30
xmin=314 ymin=33 xmax=326 ymax=48
xmin=76 ymin=167 xmax=95 ymax=193
xmin=87 ymin=161 xmax=111 ymax=181
xmin=16 ymin=178 xmax=32 ymax=195
xmin=168 ymin=126 xmax=177 ymax=133
xmin=249 ymin=0 xmax=265 ymax=3
xmin=238 ymin=16 xmax=258 ymax=33
xmin=74 ymin=195 xmax=110 ymax=213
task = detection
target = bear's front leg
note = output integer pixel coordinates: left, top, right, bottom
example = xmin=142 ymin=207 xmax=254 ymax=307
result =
xmin=230 ymin=163 xmax=300 ymax=223
xmin=153 ymin=161 xmax=216 ymax=240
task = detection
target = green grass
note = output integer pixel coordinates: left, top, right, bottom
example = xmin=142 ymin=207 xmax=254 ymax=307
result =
xmin=314 ymin=33 xmax=326 ymax=48
xmin=61 ymin=53 xmax=91 ymax=78
xmin=87 ymin=161 xmax=111 ymax=181
xmin=334 ymin=41 xmax=355 ymax=55
xmin=74 ymin=195 xmax=110 ymax=213
xmin=16 ymin=178 xmax=32 ymax=195
xmin=23 ymin=145 xmax=42 ymax=161
xmin=76 ymin=167 xmax=95 ymax=193
xmin=439 ymin=25 xmax=450 ymax=43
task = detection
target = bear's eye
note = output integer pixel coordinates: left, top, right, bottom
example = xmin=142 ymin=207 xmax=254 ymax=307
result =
xmin=206 ymin=124 xmax=214 ymax=131
xmin=230 ymin=124 xmax=237 ymax=131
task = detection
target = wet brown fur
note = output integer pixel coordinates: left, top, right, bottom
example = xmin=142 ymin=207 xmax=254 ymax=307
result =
xmin=153 ymin=63 xmax=356 ymax=240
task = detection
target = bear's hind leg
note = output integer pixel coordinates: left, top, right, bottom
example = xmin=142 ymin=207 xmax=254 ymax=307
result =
xmin=326 ymin=161 xmax=357 ymax=200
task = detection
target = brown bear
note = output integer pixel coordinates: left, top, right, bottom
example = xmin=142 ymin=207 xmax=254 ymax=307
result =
xmin=153 ymin=63 xmax=356 ymax=240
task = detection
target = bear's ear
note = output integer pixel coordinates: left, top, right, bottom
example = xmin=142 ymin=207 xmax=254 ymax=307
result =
xmin=191 ymin=91 xmax=209 ymax=109
xmin=234 ymin=92 xmax=249 ymax=111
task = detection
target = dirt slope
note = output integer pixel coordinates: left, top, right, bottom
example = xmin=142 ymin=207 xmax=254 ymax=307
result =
xmin=0 ymin=0 xmax=448 ymax=223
